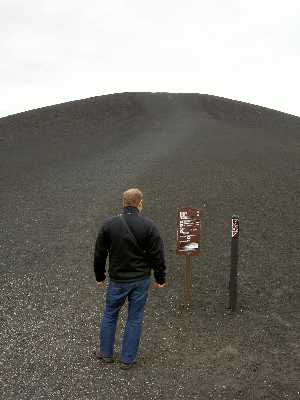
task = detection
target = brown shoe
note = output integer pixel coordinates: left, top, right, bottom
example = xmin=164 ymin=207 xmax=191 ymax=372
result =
xmin=93 ymin=350 xmax=114 ymax=363
xmin=120 ymin=360 xmax=137 ymax=370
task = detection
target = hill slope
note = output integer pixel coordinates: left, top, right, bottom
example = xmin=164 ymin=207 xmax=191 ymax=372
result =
xmin=1 ymin=93 xmax=299 ymax=399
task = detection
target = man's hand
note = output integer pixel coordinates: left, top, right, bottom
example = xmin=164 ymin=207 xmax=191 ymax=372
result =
xmin=96 ymin=281 xmax=106 ymax=288
xmin=154 ymin=282 xmax=166 ymax=288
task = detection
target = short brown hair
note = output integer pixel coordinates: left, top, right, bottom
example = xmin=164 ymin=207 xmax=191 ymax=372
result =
xmin=123 ymin=188 xmax=143 ymax=207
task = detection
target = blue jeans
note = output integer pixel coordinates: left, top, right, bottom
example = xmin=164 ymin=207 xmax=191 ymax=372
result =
xmin=100 ymin=277 xmax=151 ymax=364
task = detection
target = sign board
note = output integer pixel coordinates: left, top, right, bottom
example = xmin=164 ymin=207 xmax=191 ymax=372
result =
xmin=176 ymin=207 xmax=201 ymax=256
xmin=231 ymin=216 xmax=239 ymax=238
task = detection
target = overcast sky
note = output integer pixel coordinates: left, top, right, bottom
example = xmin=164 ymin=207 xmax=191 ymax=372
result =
xmin=1 ymin=0 xmax=300 ymax=118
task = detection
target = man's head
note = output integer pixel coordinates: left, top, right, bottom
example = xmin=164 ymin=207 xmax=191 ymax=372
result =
xmin=123 ymin=188 xmax=143 ymax=212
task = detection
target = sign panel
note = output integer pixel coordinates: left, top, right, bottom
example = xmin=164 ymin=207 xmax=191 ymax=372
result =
xmin=231 ymin=216 xmax=239 ymax=238
xmin=176 ymin=207 xmax=201 ymax=255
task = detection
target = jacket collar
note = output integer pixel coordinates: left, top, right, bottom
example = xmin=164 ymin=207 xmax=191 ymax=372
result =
xmin=123 ymin=206 xmax=139 ymax=214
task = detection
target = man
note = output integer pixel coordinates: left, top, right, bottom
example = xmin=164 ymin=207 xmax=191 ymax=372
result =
xmin=93 ymin=188 xmax=166 ymax=370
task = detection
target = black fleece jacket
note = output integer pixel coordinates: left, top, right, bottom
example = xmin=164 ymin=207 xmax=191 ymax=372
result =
xmin=93 ymin=206 xmax=166 ymax=284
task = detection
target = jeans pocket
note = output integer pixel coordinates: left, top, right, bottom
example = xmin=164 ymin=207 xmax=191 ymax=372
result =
xmin=111 ymin=285 xmax=125 ymax=294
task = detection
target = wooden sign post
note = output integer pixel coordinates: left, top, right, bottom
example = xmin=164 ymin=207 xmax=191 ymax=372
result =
xmin=228 ymin=215 xmax=239 ymax=312
xmin=176 ymin=208 xmax=201 ymax=308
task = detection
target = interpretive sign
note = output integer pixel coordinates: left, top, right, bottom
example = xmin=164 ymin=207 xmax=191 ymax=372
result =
xmin=176 ymin=207 xmax=201 ymax=256
xmin=176 ymin=207 xmax=201 ymax=309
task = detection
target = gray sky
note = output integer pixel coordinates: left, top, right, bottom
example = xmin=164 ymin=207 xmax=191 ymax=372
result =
xmin=1 ymin=0 xmax=300 ymax=118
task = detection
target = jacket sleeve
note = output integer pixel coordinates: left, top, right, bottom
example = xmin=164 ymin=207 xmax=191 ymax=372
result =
xmin=146 ymin=223 xmax=166 ymax=285
xmin=93 ymin=224 xmax=109 ymax=282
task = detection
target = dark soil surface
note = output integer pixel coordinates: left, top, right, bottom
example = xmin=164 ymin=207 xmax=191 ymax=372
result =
xmin=0 ymin=93 xmax=299 ymax=399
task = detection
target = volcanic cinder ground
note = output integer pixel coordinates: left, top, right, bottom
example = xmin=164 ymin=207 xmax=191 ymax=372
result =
xmin=0 ymin=93 xmax=299 ymax=400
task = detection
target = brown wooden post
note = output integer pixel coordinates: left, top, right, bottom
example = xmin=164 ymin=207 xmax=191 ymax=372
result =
xmin=185 ymin=254 xmax=192 ymax=307
xmin=229 ymin=215 xmax=239 ymax=312
xmin=184 ymin=255 xmax=188 ymax=306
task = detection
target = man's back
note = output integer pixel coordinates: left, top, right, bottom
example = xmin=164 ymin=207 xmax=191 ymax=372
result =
xmin=94 ymin=206 xmax=166 ymax=284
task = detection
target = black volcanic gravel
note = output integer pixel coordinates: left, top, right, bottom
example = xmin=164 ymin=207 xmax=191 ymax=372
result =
xmin=0 ymin=92 xmax=299 ymax=399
